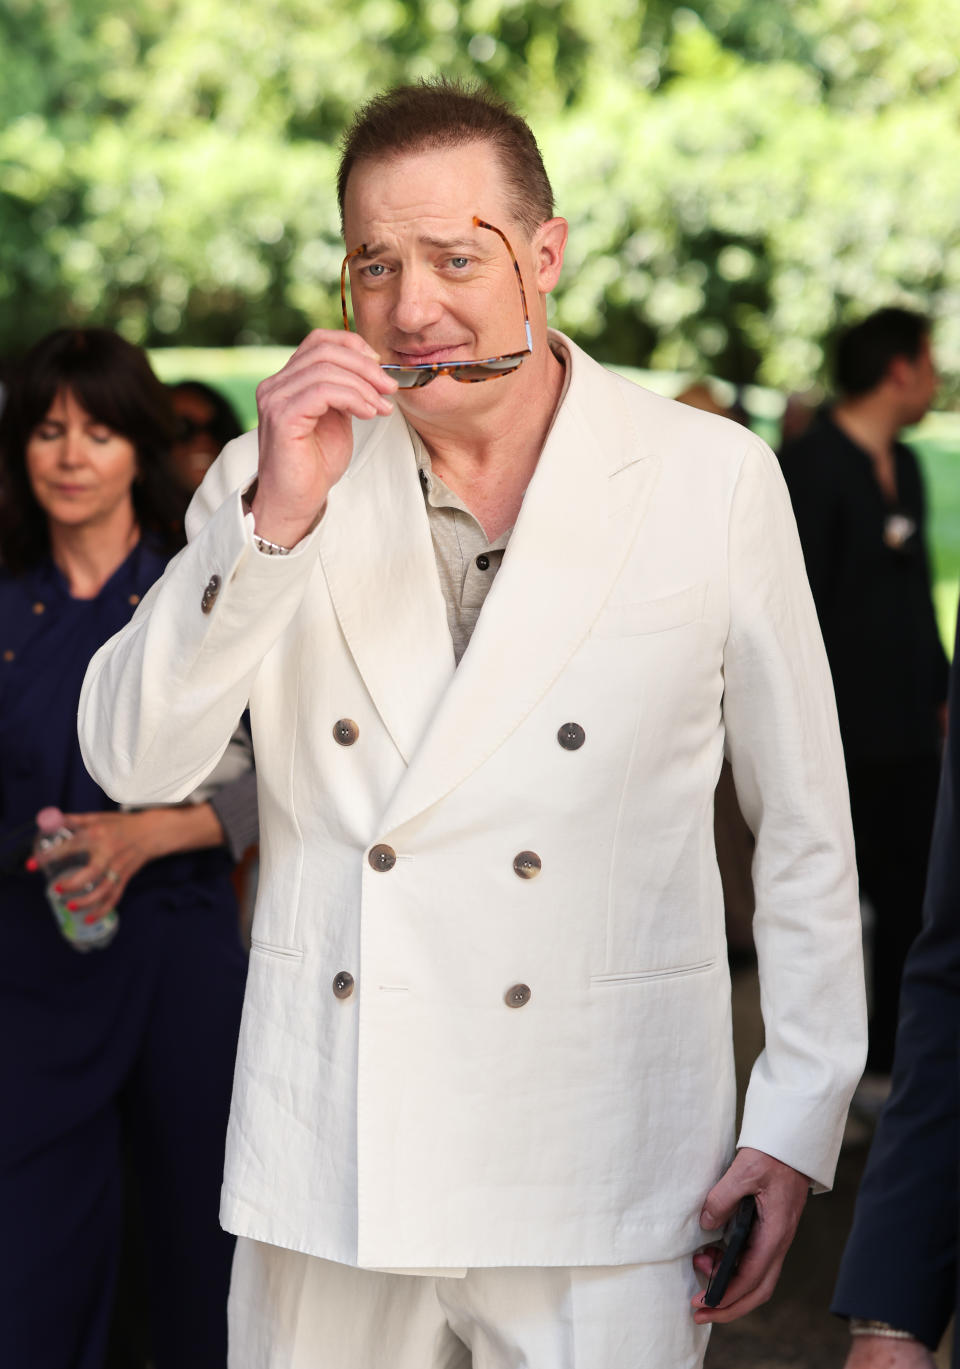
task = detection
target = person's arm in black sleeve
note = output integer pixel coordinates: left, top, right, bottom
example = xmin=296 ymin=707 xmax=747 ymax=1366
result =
xmin=831 ymin=605 xmax=960 ymax=1350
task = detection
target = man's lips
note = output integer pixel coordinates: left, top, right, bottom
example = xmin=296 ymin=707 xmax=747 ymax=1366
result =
xmin=388 ymin=344 xmax=470 ymax=365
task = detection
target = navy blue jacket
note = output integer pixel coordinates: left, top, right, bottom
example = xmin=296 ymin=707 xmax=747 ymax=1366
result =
xmin=832 ymin=607 xmax=960 ymax=1356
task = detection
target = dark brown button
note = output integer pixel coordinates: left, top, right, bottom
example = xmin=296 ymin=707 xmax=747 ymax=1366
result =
xmin=505 ymin=983 xmax=532 ymax=1008
xmin=333 ymin=718 xmax=359 ymax=746
xmin=2 ymin=649 xmax=14 ymax=663
xmin=32 ymin=601 xmax=45 ymax=615
xmin=476 ymin=554 xmax=490 ymax=571
xmin=513 ymin=851 xmax=541 ymax=879
xmin=200 ymin=574 xmax=222 ymax=615
xmin=557 ymin=722 xmax=585 ymax=751
xmin=128 ymin=593 xmax=140 ymax=607
xmin=332 ymin=971 xmax=355 ymax=999
xmin=369 ymin=844 xmax=397 ymax=872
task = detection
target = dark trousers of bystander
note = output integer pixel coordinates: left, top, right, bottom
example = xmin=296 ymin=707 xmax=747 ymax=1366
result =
xmin=846 ymin=754 xmax=941 ymax=1074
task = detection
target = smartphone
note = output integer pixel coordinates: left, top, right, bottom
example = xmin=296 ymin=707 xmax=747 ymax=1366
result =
xmin=703 ymin=1194 xmax=757 ymax=1308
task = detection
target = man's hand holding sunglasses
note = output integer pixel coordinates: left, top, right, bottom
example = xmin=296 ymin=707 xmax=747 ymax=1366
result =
xmin=251 ymin=329 xmax=398 ymax=551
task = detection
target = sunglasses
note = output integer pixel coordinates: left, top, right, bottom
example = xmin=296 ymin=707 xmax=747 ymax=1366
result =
xmin=340 ymin=216 xmax=533 ymax=389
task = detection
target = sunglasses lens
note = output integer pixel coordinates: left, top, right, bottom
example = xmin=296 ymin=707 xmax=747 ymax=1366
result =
xmin=383 ymin=367 xmax=437 ymax=389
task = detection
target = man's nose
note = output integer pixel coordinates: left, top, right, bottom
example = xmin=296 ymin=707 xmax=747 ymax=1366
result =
xmin=389 ymin=268 xmax=443 ymax=334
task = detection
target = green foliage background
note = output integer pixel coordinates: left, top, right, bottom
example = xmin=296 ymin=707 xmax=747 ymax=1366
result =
xmin=3 ymin=0 xmax=960 ymax=396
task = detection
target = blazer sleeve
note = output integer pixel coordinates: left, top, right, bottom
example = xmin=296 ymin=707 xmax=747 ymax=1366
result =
xmin=722 ymin=436 xmax=868 ymax=1191
xmin=831 ymin=609 xmax=960 ymax=1347
xmin=78 ymin=432 xmax=324 ymax=805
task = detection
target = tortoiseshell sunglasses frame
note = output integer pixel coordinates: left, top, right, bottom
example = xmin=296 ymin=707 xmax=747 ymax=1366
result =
xmin=340 ymin=216 xmax=533 ymax=389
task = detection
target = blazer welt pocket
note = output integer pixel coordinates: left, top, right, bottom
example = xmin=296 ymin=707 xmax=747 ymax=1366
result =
xmin=250 ymin=938 xmax=304 ymax=964
xmin=592 ymin=583 xmax=706 ymax=638
xmin=590 ymin=957 xmax=717 ymax=987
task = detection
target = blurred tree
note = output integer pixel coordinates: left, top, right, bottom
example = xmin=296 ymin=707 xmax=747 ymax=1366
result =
xmin=1 ymin=0 xmax=958 ymax=394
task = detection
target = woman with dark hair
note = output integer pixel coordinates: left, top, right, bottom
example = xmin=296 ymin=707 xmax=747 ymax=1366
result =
xmin=166 ymin=378 xmax=244 ymax=503
xmin=0 ymin=329 xmax=249 ymax=1369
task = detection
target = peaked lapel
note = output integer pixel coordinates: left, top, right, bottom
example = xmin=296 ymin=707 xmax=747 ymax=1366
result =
xmin=380 ymin=342 xmax=660 ymax=836
xmin=318 ymin=410 xmax=455 ymax=764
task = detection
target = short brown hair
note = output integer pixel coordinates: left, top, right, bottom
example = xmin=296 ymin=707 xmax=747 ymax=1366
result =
xmin=337 ymin=79 xmax=555 ymax=237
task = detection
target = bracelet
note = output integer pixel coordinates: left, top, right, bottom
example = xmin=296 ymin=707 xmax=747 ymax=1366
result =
xmin=253 ymin=533 xmax=291 ymax=557
xmin=849 ymin=1318 xmax=917 ymax=1341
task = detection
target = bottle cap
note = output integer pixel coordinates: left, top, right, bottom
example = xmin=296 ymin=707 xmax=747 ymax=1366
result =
xmin=36 ymin=807 xmax=65 ymax=835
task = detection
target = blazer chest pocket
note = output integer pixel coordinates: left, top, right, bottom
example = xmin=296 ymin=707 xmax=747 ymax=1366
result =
xmin=592 ymin=583 xmax=706 ymax=638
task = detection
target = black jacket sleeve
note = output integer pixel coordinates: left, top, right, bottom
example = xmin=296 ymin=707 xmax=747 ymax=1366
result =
xmin=831 ymin=607 xmax=960 ymax=1349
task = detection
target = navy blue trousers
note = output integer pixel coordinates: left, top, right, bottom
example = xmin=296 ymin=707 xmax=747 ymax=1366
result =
xmin=0 ymin=863 xmax=247 ymax=1369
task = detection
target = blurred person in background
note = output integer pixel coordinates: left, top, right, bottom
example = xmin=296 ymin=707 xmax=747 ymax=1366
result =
xmin=166 ymin=379 xmax=244 ymax=505
xmin=832 ymin=601 xmax=960 ymax=1367
xmin=0 ymin=328 xmax=251 ymax=1369
xmin=780 ymin=307 xmax=946 ymax=1108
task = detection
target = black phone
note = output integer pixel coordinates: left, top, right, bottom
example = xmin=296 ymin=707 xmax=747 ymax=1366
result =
xmin=703 ymin=1194 xmax=757 ymax=1308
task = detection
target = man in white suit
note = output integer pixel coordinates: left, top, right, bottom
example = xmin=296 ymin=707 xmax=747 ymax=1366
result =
xmin=79 ymin=81 xmax=866 ymax=1368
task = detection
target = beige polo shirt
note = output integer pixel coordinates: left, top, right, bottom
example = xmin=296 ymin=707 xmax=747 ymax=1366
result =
xmin=410 ymin=341 xmax=571 ymax=665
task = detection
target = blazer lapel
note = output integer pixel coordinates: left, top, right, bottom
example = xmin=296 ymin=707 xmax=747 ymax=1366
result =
xmin=380 ymin=345 xmax=660 ymax=836
xmin=318 ymin=410 xmax=455 ymax=764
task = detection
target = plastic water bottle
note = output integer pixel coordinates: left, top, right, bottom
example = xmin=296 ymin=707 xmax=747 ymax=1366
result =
xmin=34 ymin=806 xmax=119 ymax=952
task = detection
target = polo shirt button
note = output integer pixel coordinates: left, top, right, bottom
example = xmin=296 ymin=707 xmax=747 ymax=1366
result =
xmin=200 ymin=574 xmax=222 ymax=614
xmin=505 ymin=983 xmax=532 ymax=1008
xmin=333 ymin=719 xmax=359 ymax=746
xmin=332 ymin=971 xmax=355 ymax=999
xmin=369 ymin=844 xmax=397 ymax=872
xmin=557 ymin=722 xmax=586 ymax=750
xmin=476 ymin=554 xmax=490 ymax=571
xmin=513 ymin=851 xmax=541 ymax=879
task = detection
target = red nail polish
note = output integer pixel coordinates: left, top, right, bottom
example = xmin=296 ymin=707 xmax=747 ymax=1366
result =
xmin=83 ymin=914 xmax=100 ymax=925
xmin=54 ymin=884 xmax=64 ymax=894
xmin=67 ymin=901 xmax=79 ymax=912
xmin=25 ymin=856 xmax=38 ymax=871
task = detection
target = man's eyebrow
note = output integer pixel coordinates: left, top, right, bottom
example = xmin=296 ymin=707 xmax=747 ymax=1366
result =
xmin=361 ymin=234 xmax=481 ymax=257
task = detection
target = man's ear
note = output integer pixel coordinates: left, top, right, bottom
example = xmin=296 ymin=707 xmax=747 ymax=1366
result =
xmin=886 ymin=354 xmax=913 ymax=390
xmin=532 ymin=218 xmax=568 ymax=295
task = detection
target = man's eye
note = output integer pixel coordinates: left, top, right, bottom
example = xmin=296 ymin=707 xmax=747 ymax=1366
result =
xmin=450 ymin=256 xmax=470 ymax=269
xmin=364 ymin=263 xmax=387 ymax=278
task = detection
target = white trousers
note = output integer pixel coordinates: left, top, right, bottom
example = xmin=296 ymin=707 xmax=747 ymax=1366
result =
xmin=227 ymin=1237 xmax=711 ymax=1369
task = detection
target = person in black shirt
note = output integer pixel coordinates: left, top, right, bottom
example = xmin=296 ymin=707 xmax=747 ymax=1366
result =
xmin=780 ymin=308 xmax=946 ymax=1088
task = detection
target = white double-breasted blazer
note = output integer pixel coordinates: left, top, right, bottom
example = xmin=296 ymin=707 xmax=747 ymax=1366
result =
xmin=79 ymin=332 xmax=866 ymax=1271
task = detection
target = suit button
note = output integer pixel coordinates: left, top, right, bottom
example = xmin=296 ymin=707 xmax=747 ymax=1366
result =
xmin=557 ymin=722 xmax=585 ymax=750
xmin=513 ymin=851 xmax=541 ymax=879
xmin=332 ymin=971 xmax=355 ymax=999
xmin=333 ymin=718 xmax=359 ymax=746
xmin=32 ymin=601 xmax=45 ymax=615
xmin=200 ymin=574 xmax=222 ymax=614
xmin=476 ymin=554 xmax=490 ymax=571
xmin=505 ymin=983 xmax=532 ymax=1008
xmin=369 ymin=844 xmax=397 ymax=872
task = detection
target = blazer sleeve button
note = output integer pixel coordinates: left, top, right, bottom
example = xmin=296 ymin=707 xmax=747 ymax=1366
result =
xmin=200 ymin=574 xmax=222 ymax=614
xmin=505 ymin=983 xmax=532 ymax=1008
xmin=369 ymin=844 xmax=397 ymax=872
xmin=513 ymin=851 xmax=542 ymax=879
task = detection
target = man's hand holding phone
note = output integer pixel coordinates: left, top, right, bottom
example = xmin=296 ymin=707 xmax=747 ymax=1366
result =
xmin=252 ymin=329 xmax=398 ymax=549
xmin=691 ymin=1146 xmax=810 ymax=1325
